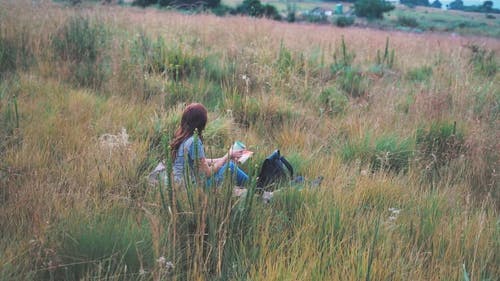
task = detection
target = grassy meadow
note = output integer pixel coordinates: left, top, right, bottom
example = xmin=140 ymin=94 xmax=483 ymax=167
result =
xmin=223 ymin=0 xmax=500 ymax=38
xmin=1 ymin=0 xmax=499 ymax=280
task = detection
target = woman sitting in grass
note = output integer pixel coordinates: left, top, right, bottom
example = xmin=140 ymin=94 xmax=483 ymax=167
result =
xmin=170 ymin=103 xmax=249 ymax=188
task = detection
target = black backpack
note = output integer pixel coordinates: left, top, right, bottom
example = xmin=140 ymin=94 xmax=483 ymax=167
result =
xmin=256 ymin=150 xmax=293 ymax=192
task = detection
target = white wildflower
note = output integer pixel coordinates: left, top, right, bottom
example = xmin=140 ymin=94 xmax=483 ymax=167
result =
xmin=157 ymin=256 xmax=166 ymax=265
xmin=165 ymin=261 xmax=174 ymax=271
xmin=389 ymin=208 xmax=401 ymax=215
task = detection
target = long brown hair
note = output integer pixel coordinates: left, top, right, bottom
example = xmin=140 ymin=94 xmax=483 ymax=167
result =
xmin=170 ymin=103 xmax=208 ymax=159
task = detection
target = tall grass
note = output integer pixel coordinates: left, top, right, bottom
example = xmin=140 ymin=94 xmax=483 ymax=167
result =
xmin=0 ymin=0 xmax=499 ymax=280
xmin=51 ymin=15 xmax=110 ymax=89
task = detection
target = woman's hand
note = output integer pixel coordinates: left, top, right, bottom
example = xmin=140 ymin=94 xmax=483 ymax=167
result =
xmin=229 ymin=149 xmax=245 ymax=161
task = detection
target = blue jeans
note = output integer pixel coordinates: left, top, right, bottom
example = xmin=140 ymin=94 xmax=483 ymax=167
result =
xmin=207 ymin=161 xmax=249 ymax=187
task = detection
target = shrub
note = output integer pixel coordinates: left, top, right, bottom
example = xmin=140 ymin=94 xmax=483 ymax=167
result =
xmin=400 ymin=0 xmax=431 ymax=7
xmin=133 ymin=0 xmax=158 ymax=7
xmin=305 ymin=13 xmax=328 ymax=23
xmin=397 ymin=15 xmax=419 ymax=28
xmin=262 ymin=4 xmax=282 ymax=20
xmin=52 ymin=16 xmax=109 ymax=89
xmin=235 ymin=0 xmax=281 ymax=20
xmin=354 ymin=0 xmax=395 ymax=19
xmin=335 ymin=16 xmax=355 ymax=27
xmin=211 ymin=4 xmax=233 ymax=16
xmin=286 ymin=3 xmax=297 ymax=23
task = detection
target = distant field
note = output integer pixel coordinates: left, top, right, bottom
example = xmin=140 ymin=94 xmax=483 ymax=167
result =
xmin=223 ymin=0 xmax=351 ymax=11
xmin=387 ymin=5 xmax=500 ymax=37
xmin=223 ymin=0 xmax=500 ymax=37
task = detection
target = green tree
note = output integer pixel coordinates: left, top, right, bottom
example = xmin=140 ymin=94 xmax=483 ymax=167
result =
xmin=401 ymin=0 xmax=430 ymax=7
xmin=448 ymin=0 xmax=464 ymax=10
xmin=235 ymin=0 xmax=281 ymax=20
xmin=431 ymin=0 xmax=442 ymax=8
xmin=132 ymin=0 xmax=157 ymax=7
xmin=354 ymin=0 xmax=395 ymax=19
xmin=483 ymin=0 xmax=493 ymax=11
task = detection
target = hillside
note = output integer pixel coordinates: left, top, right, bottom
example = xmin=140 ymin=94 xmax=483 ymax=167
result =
xmin=223 ymin=0 xmax=500 ymax=38
xmin=0 ymin=0 xmax=499 ymax=280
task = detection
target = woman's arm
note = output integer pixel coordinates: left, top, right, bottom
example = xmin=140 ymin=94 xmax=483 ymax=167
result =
xmin=198 ymin=150 xmax=244 ymax=177
xmin=199 ymin=154 xmax=228 ymax=177
xmin=205 ymin=156 xmax=226 ymax=164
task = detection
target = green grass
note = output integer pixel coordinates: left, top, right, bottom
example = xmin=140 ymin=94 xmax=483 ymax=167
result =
xmin=45 ymin=208 xmax=155 ymax=280
xmin=224 ymin=1 xmax=500 ymax=38
xmin=1 ymin=1 xmax=499 ymax=280
xmin=386 ymin=6 xmax=500 ymax=37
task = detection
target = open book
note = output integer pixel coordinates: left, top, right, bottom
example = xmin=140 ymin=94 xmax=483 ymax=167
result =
xmin=232 ymin=141 xmax=253 ymax=164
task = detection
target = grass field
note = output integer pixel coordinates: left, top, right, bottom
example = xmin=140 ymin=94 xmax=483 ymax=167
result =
xmin=223 ymin=0 xmax=500 ymax=37
xmin=0 ymin=0 xmax=499 ymax=280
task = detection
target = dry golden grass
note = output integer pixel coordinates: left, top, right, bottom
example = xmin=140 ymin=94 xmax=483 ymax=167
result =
xmin=0 ymin=1 xmax=498 ymax=280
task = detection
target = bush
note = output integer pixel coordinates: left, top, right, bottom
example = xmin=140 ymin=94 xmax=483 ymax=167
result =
xmin=397 ymin=15 xmax=419 ymax=27
xmin=138 ymin=0 xmax=221 ymax=9
xmin=211 ymin=4 xmax=233 ymax=16
xmin=335 ymin=16 xmax=355 ymax=27
xmin=286 ymin=3 xmax=297 ymax=23
xmin=354 ymin=0 xmax=395 ymax=19
xmin=305 ymin=13 xmax=328 ymax=23
xmin=262 ymin=4 xmax=282 ymax=20
xmin=133 ymin=0 xmax=158 ymax=7
xmin=400 ymin=0 xmax=430 ymax=7
xmin=234 ymin=0 xmax=281 ymax=20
